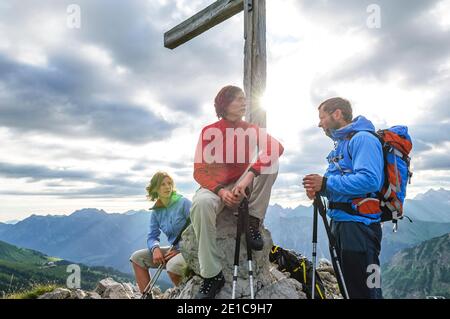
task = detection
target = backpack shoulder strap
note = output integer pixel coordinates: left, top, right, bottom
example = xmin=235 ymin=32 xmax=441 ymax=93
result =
xmin=347 ymin=130 xmax=382 ymax=160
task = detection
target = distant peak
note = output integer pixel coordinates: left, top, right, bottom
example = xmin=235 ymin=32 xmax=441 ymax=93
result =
xmin=123 ymin=210 xmax=148 ymax=216
xmin=4 ymin=219 xmax=20 ymax=225
xmin=71 ymin=208 xmax=107 ymax=216
xmin=414 ymin=188 xmax=450 ymax=201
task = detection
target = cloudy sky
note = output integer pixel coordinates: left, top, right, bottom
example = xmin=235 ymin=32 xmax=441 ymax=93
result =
xmin=0 ymin=0 xmax=449 ymax=222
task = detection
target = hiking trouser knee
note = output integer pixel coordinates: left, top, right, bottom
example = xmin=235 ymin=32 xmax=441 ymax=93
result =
xmin=190 ymin=171 xmax=279 ymax=278
xmin=248 ymin=171 xmax=278 ymax=221
xmin=331 ymin=221 xmax=383 ymax=299
xmin=190 ymin=188 xmax=225 ymax=278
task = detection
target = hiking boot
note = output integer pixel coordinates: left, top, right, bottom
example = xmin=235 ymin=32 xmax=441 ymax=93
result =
xmin=195 ymin=271 xmax=225 ymax=299
xmin=248 ymin=215 xmax=264 ymax=251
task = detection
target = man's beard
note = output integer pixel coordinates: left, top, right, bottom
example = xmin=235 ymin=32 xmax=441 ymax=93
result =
xmin=324 ymin=118 xmax=340 ymax=138
xmin=324 ymin=128 xmax=333 ymax=138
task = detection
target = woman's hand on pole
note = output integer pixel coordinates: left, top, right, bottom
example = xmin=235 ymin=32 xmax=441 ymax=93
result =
xmin=218 ymin=188 xmax=241 ymax=209
xmin=152 ymin=247 xmax=165 ymax=265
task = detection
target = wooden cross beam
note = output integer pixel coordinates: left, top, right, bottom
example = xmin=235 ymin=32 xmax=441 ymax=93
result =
xmin=164 ymin=0 xmax=244 ymax=50
xmin=164 ymin=0 xmax=267 ymax=128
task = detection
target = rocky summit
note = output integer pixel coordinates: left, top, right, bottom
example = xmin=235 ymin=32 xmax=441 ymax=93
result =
xmin=38 ymin=260 xmax=340 ymax=300
xmin=39 ymin=208 xmax=342 ymax=299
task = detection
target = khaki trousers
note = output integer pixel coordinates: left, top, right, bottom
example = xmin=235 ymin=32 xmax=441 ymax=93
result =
xmin=190 ymin=172 xmax=277 ymax=278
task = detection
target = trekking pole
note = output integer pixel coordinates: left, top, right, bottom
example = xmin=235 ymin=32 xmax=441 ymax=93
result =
xmin=314 ymin=195 xmax=350 ymax=299
xmin=232 ymin=198 xmax=243 ymax=299
xmin=141 ymin=217 xmax=191 ymax=299
xmin=141 ymin=263 xmax=165 ymax=299
xmin=311 ymin=195 xmax=319 ymax=299
xmin=243 ymin=190 xmax=255 ymax=299
xmin=232 ymin=188 xmax=254 ymax=299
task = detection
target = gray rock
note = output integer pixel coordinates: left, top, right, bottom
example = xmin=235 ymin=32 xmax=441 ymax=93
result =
xmin=318 ymin=270 xmax=337 ymax=284
xmin=319 ymin=266 xmax=336 ymax=275
xmin=35 ymin=279 xmax=149 ymax=300
xmin=95 ymin=277 xmax=133 ymax=299
xmin=270 ymin=267 xmax=288 ymax=281
xmin=174 ymin=271 xmax=306 ymax=300
xmin=319 ymin=258 xmax=333 ymax=269
xmin=84 ymin=291 xmax=102 ymax=299
xmin=177 ymin=208 xmax=307 ymax=299
xmin=95 ymin=277 xmax=118 ymax=295
xmin=72 ymin=289 xmax=87 ymax=299
xmin=256 ymin=277 xmax=307 ymax=299
xmin=160 ymin=286 xmax=181 ymax=299
xmin=144 ymin=286 xmax=162 ymax=299
xmin=103 ymin=284 xmax=132 ymax=299
xmin=174 ymin=275 xmax=203 ymax=299
xmin=38 ymin=288 xmax=72 ymax=299
xmin=121 ymin=282 xmax=135 ymax=295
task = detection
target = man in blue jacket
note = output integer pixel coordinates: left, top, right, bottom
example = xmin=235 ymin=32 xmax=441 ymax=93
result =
xmin=303 ymin=97 xmax=383 ymax=299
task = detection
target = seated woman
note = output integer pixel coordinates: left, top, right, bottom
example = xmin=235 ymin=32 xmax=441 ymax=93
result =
xmin=130 ymin=171 xmax=191 ymax=292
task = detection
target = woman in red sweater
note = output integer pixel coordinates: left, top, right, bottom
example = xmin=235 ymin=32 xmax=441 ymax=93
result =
xmin=191 ymin=85 xmax=284 ymax=299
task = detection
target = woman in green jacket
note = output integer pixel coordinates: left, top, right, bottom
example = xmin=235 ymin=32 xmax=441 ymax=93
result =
xmin=130 ymin=171 xmax=191 ymax=292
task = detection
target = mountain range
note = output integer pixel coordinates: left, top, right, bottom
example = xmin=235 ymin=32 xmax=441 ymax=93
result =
xmin=0 ymin=239 xmax=133 ymax=296
xmin=382 ymin=233 xmax=450 ymax=298
xmin=265 ymin=188 xmax=450 ymax=264
xmin=0 ymin=208 xmax=157 ymax=274
xmin=0 ymin=188 xmax=448 ymax=291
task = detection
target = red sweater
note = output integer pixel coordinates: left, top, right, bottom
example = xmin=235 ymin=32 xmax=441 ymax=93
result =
xmin=194 ymin=118 xmax=284 ymax=193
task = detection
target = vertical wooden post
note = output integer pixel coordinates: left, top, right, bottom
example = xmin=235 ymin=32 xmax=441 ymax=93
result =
xmin=244 ymin=0 xmax=267 ymax=128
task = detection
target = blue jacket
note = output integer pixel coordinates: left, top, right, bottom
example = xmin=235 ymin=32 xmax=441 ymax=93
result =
xmin=147 ymin=192 xmax=191 ymax=252
xmin=323 ymin=116 xmax=384 ymax=225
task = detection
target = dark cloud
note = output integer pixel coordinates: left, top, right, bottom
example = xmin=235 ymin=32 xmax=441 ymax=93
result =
xmin=332 ymin=25 xmax=450 ymax=88
xmin=410 ymin=91 xmax=450 ymax=162
xmin=130 ymin=162 xmax=148 ymax=172
xmin=0 ymin=161 xmax=92 ymax=182
xmin=0 ymin=187 xmax=142 ymax=199
xmin=297 ymin=0 xmax=433 ymax=27
xmin=411 ymin=122 xmax=450 ymax=148
xmin=0 ymin=160 xmax=146 ymax=198
xmin=411 ymin=140 xmax=433 ymax=153
xmin=0 ymin=162 xmax=144 ymax=189
xmin=0 ymin=0 xmax=244 ymax=144
xmin=0 ymin=54 xmax=176 ymax=144
xmin=70 ymin=0 xmax=244 ymax=113
xmin=298 ymin=0 xmax=447 ymax=86
xmin=0 ymin=160 xmax=199 ymax=198
xmin=415 ymin=153 xmax=450 ymax=171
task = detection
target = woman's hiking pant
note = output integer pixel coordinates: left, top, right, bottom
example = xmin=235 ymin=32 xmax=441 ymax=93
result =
xmin=190 ymin=172 xmax=277 ymax=278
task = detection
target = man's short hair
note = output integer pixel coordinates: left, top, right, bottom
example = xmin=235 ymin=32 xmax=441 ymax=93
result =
xmin=318 ymin=97 xmax=353 ymax=122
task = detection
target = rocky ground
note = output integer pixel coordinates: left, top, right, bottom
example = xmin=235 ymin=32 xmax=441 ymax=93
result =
xmin=38 ymin=259 xmax=341 ymax=299
xmin=39 ymin=208 xmax=342 ymax=299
